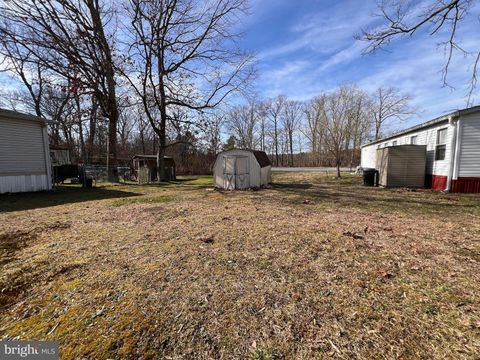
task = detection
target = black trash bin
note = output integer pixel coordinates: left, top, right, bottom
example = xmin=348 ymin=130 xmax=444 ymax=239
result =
xmin=83 ymin=177 xmax=93 ymax=188
xmin=363 ymin=168 xmax=379 ymax=187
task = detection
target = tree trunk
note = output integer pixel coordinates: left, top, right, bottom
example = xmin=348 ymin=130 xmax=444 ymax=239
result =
xmin=87 ymin=0 xmax=118 ymax=182
xmin=336 ymin=161 xmax=341 ymax=178
xmin=289 ymin=131 xmax=294 ymax=167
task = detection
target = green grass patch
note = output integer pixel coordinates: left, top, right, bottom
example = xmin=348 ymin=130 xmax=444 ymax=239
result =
xmin=111 ymin=195 xmax=176 ymax=206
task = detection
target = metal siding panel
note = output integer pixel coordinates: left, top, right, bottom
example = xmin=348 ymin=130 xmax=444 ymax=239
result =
xmin=458 ymin=114 xmax=480 ymax=177
xmin=0 ymin=174 xmax=48 ymax=193
xmin=0 ymin=118 xmax=47 ymax=174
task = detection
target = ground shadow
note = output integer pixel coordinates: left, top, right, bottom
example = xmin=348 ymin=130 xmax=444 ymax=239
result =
xmin=270 ymin=180 xmax=478 ymax=214
xmin=0 ymin=186 xmax=140 ymax=213
xmin=272 ymin=183 xmax=313 ymax=190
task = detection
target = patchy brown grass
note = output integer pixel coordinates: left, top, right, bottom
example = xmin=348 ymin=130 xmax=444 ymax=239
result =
xmin=0 ymin=173 xmax=479 ymax=359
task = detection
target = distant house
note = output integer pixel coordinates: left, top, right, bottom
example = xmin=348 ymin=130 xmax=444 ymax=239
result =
xmin=213 ymin=149 xmax=271 ymax=189
xmin=132 ymin=155 xmax=176 ymax=182
xmin=361 ymin=105 xmax=480 ymax=193
xmin=0 ymin=109 xmax=52 ymax=194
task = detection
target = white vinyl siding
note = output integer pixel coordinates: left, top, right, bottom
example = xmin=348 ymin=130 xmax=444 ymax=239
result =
xmin=0 ymin=114 xmax=52 ymax=193
xmin=361 ymin=145 xmax=377 ymax=168
xmin=0 ymin=118 xmax=47 ymax=175
xmin=457 ymin=113 xmax=480 ymax=177
xmin=361 ymin=120 xmax=453 ymax=176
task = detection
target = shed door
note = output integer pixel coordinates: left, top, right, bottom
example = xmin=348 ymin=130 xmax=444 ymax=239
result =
xmin=235 ymin=157 xmax=249 ymax=189
xmin=223 ymin=156 xmax=249 ymax=190
xmin=223 ymin=157 xmax=236 ymax=190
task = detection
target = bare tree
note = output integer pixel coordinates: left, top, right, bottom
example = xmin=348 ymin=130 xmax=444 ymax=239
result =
xmin=302 ymin=96 xmax=325 ymax=166
xmin=370 ymin=87 xmax=414 ymax=139
xmin=265 ymin=96 xmax=286 ymax=166
xmin=0 ymin=0 xmax=121 ymax=180
xmin=227 ymin=103 xmax=258 ymax=149
xmin=321 ymin=86 xmax=362 ymax=177
xmin=123 ymin=0 xmax=254 ymax=181
xmin=282 ymin=100 xmax=303 ymax=167
xmin=359 ymin=0 xmax=478 ymax=103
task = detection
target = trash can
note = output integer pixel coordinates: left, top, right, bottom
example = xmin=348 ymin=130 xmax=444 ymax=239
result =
xmin=363 ymin=168 xmax=379 ymax=187
xmin=83 ymin=177 xmax=93 ymax=188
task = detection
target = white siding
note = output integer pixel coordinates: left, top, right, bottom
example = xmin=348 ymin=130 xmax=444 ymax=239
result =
xmin=457 ymin=113 xmax=480 ymax=177
xmin=361 ymin=121 xmax=454 ymax=176
xmin=0 ymin=174 xmax=49 ymax=194
xmin=361 ymin=145 xmax=377 ymax=168
xmin=0 ymin=115 xmax=52 ymax=193
xmin=0 ymin=118 xmax=47 ymax=175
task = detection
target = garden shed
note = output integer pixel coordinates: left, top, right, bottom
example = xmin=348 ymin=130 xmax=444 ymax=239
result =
xmin=0 ymin=109 xmax=52 ymax=193
xmin=376 ymin=145 xmax=427 ymax=188
xmin=132 ymin=155 xmax=176 ymax=182
xmin=213 ymin=149 xmax=271 ymax=189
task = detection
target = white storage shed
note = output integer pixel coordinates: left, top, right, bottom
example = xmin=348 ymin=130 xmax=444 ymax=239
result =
xmin=361 ymin=105 xmax=480 ymax=193
xmin=213 ymin=149 xmax=272 ymax=189
xmin=0 ymin=109 xmax=52 ymax=194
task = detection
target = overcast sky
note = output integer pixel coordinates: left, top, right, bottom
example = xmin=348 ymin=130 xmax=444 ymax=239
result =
xmin=240 ymin=0 xmax=480 ymax=132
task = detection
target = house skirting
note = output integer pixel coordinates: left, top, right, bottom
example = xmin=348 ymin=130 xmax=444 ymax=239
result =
xmin=425 ymin=175 xmax=447 ymax=191
xmin=425 ymin=174 xmax=480 ymax=193
xmin=451 ymin=177 xmax=480 ymax=193
xmin=0 ymin=174 xmax=50 ymax=194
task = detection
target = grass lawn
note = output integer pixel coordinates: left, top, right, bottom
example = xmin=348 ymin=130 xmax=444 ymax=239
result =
xmin=1 ymin=173 xmax=479 ymax=359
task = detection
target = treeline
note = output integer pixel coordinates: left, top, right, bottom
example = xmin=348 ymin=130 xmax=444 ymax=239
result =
xmin=225 ymin=85 xmax=414 ymax=176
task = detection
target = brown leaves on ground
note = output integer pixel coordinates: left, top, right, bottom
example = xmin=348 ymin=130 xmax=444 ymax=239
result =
xmin=0 ymin=173 xmax=479 ymax=359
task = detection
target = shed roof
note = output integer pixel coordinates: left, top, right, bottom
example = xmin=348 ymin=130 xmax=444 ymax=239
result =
xmin=219 ymin=149 xmax=271 ymax=168
xmin=0 ymin=108 xmax=48 ymax=124
xmin=362 ymin=104 xmax=480 ymax=148
xmin=252 ymin=150 xmax=271 ymax=168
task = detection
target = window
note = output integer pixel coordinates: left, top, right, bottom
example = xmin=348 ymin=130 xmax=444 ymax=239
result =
xmin=392 ymin=140 xmax=398 ymax=146
xmin=410 ymin=135 xmax=418 ymax=145
xmin=435 ymin=128 xmax=447 ymax=161
xmin=377 ymin=144 xmax=381 ymax=149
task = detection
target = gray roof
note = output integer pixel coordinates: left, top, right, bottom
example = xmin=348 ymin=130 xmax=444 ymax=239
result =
xmin=0 ymin=108 xmax=47 ymax=124
xmin=362 ymin=105 xmax=480 ymax=147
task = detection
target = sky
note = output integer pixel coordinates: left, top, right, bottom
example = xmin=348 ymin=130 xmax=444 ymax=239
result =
xmin=239 ymin=0 xmax=480 ymax=132
xmin=1 ymin=0 xmax=479 ymax=135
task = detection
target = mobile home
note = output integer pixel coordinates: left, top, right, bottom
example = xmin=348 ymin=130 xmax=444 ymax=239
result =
xmin=361 ymin=105 xmax=480 ymax=193
xmin=0 ymin=109 xmax=52 ymax=194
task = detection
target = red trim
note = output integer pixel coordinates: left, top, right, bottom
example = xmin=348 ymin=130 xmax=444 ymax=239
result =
xmin=425 ymin=175 xmax=448 ymax=191
xmin=451 ymin=177 xmax=480 ymax=193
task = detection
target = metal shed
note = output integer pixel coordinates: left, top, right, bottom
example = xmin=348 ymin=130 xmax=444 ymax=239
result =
xmin=213 ymin=149 xmax=271 ymax=189
xmin=376 ymin=145 xmax=427 ymax=188
xmin=0 ymin=109 xmax=52 ymax=194
xmin=132 ymin=155 xmax=176 ymax=182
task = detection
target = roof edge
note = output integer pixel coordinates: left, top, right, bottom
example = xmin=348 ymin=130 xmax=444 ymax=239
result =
xmin=361 ymin=105 xmax=480 ymax=148
xmin=0 ymin=108 xmax=48 ymax=124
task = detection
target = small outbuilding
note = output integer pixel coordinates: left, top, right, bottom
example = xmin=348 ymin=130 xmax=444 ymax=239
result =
xmin=213 ymin=149 xmax=271 ymax=189
xmin=376 ymin=145 xmax=427 ymax=188
xmin=0 ymin=109 xmax=52 ymax=194
xmin=132 ymin=155 xmax=176 ymax=182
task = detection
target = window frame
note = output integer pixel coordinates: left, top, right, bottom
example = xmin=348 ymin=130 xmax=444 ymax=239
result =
xmin=410 ymin=135 xmax=418 ymax=145
xmin=435 ymin=128 xmax=448 ymax=161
